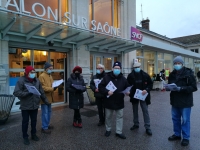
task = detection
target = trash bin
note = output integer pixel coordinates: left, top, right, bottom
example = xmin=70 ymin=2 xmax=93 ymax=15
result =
xmin=0 ymin=94 xmax=15 ymax=124
xmin=86 ymin=86 xmax=96 ymax=105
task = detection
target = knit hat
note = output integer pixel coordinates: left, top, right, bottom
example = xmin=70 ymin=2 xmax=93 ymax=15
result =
xmin=25 ymin=66 xmax=35 ymax=75
xmin=113 ymin=61 xmax=121 ymax=68
xmin=173 ymin=56 xmax=184 ymax=64
xmin=44 ymin=62 xmax=53 ymax=70
xmin=133 ymin=62 xmax=141 ymax=68
xmin=73 ymin=66 xmax=82 ymax=73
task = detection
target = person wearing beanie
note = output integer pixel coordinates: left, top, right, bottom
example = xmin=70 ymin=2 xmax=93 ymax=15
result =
xmin=98 ymin=61 xmax=130 ymax=139
xmin=167 ymin=56 xmax=197 ymax=146
xmin=39 ymin=62 xmax=56 ymax=134
xmin=13 ymin=66 xmax=50 ymax=145
xmin=66 ymin=66 xmax=86 ymax=128
xmin=90 ymin=64 xmax=106 ymax=126
xmin=127 ymin=62 xmax=153 ymax=136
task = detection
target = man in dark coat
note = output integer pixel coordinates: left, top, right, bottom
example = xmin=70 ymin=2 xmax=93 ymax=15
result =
xmin=66 ymin=66 xmax=86 ymax=128
xmin=127 ymin=62 xmax=153 ymax=136
xmin=13 ymin=66 xmax=50 ymax=145
xmin=167 ymin=56 xmax=197 ymax=146
xmin=98 ymin=61 xmax=130 ymax=139
xmin=90 ymin=64 xmax=106 ymax=126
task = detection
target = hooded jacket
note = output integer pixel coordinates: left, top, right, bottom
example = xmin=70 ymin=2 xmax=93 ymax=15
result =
xmin=168 ymin=67 xmax=197 ymax=107
xmin=98 ymin=72 xmax=129 ymax=110
xmin=127 ymin=70 xmax=153 ymax=105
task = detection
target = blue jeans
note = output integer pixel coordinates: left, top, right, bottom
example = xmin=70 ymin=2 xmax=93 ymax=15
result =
xmin=171 ymin=106 xmax=191 ymax=140
xmin=41 ymin=104 xmax=52 ymax=130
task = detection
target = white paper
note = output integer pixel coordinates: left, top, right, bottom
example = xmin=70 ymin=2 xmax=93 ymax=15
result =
xmin=163 ymin=83 xmax=178 ymax=91
xmin=94 ymin=79 xmax=101 ymax=88
xmin=134 ymin=89 xmax=148 ymax=101
xmin=52 ymin=79 xmax=64 ymax=88
xmin=106 ymin=81 xmax=117 ymax=98
xmin=120 ymin=86 xmax=133 ymax=95
xmin=25 ymin=84 xmax=41 ymax=96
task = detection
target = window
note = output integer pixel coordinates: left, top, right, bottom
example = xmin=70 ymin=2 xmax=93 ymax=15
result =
xmin=190 ymin=49 xmax=199 ymax=53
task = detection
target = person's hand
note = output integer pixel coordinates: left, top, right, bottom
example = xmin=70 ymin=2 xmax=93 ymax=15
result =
xmin=54 ymin=87 xmax=57 ymax=91
xmin=108 ymin=91 xmax=113 ymax=96
xmin=125 ymin=92 xmax=130 ymax=96
xmin=142 ymin=90 xmax=147 ymax=95
xmin=26 ymin=92 xmax=33 ymax=97
xmin=95 ymin=89 xmax=99 ymax=92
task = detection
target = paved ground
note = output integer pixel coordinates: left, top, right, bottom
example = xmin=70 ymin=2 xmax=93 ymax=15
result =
xmin=1 ymin=85 xmax=200 ymax=150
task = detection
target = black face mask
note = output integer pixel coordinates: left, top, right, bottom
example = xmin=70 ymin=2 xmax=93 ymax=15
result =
xmin=75 ymin=73 xmax=80 ymax=77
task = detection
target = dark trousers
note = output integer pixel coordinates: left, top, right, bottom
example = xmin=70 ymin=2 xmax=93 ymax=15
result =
xmin=96 ymin=98 xmax=105 ymax=123
xmin=21 ymin=109 xmax=38 ymax=138
xmin=73 ymin=109 xmax=81 ymax=123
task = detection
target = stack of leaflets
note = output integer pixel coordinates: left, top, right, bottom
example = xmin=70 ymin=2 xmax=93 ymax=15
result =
xmin=25 ymin=84 xmax=41 ymax=96
xmin=72 ymin=84 xmax=86 ymax=91
xmin=94 ymin=79 xmax=101 ymax=88
xmin=134 ymin=89 xmax=148 ymax=101
xmin=106 ymin=81 xmax=117 ymax=98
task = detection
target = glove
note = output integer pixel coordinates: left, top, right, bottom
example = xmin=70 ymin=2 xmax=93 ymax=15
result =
xmin=171 ymin=87 xmax=181 ymax=91
xmin=54 ymin=87 xmax=57 ymax=91
xmin=26 ymin=92 xmax=33 ymax=97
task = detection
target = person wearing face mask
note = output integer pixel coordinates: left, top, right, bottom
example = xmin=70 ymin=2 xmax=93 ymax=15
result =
xmin=39 ymin=62 xmax=57 ymax=134
xmin=13 ymin=66 xmax=50 ymax=145
xmin=127 ymin=62 xmax=153 ymax=136
xmin=66 ymin=66 xmax=86 ymax=128
xmin=90 ymin=64 xmax=106 ymax=126
xmin=166 ymin=56 xmax=197 ymax=146
xmin=98 ymin=61 xmax=130 ymax=139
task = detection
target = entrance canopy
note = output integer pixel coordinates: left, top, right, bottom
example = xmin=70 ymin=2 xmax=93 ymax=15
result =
xmin=0 ymin=11 xmax=143 ymax=54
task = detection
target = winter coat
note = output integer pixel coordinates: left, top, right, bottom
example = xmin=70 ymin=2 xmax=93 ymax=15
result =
xmin=98 ymin=72 xmax=129 ymax=110
xmin=66 ymin=73 xmax=86 ymax=109
xmin=127 ymin=70 xmax=153 ymax=105
xmin=168 ymin=67 xmax=197 ymax=107
xmin=13 ymin=76 xmax=49 ymax=110
xmin=90 ymin=71 xmax=106 ymax=98
xmin=39 ymin=71 xmax=54 ymax=104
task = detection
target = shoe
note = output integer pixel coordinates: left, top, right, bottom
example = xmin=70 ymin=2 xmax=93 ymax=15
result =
xmin=98 ymin=122 xmax=104 ymax=126
xmin=130 ymin=125 xmax=139 ymax=130
xmin=168 ymin=134 xmax=181 ymax=141
xmin=105 ymin=131 xmax=111 ymax=137
xmin=116 ymin=133 xmax=126 ymax=139
xmin=23 ymin=138 xmax=30 ymax=145
xmin=41 ymin=129 xmax=51 ymax=134
xmin=48 ymin=125 xmax=54 ymax=130
xmin=78 ymin=123 xmax=82 ymax=128
xmin=146 ymin=129 xmax=152 ymax=136
xmin=73 ymin=122 xmax=78 ymax=127
xmin=31 ymin=135 xmax=39 ymax=141
xmin=181 ymin=139 xmax=189 ymax=146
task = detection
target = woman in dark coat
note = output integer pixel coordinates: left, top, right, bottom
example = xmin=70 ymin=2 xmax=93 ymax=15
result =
xmin=66 ymin=66 xmax=86 ymax=128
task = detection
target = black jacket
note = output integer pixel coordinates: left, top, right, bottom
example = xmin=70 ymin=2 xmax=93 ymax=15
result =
xmin=13 ymin=76 xmax=49 ymax=110
xmin=98 ymin=72 xmax=129 ymax=110
xmin=66 ymin=73 xmax=86 ymax=109
xmin=90 ymin=71 xmax=106 ymax=98
xmin=127 ymin=70 xmax=153 ymax=105
xmin=168 ymin=67 xmax=197 ymax=107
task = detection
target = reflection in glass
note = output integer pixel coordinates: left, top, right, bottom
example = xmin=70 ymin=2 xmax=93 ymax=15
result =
xmin=164 ymin=54 xmax=173 ymax=72
xmin=33 ymin=50 xmax=48 ymax=69
xmin=144 ymin=51 xmax=155 ymax=77
xmin=158 ymin=60 xmax=164 ymax=73
xmin=104 ymin=57 xmax=112 ymax=70
xmin=96 ymin=57 xmax=102 ymax=66
xmin=50 ymin=52 xmax=66 ymax=69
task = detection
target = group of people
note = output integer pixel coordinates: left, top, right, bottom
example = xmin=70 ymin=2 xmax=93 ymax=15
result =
xmin=13 ymin=56 xmax=197 ymax=147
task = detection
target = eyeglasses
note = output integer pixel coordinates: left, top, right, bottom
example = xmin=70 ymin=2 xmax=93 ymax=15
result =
xmin=30 ymin=72 xmax=36 ymax=74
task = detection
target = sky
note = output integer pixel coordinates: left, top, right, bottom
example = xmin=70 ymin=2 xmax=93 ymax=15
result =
xmin=136 ymin=0 xmax=200 ymax=38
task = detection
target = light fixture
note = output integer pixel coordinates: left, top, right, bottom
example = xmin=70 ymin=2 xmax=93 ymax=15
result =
xmin=43 ymin=51 xmax=46 ymax=56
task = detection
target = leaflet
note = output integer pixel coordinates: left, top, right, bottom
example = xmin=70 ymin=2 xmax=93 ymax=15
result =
xmin=25 ymin=84 xmax=41 ymax=96
xmin=106 ymin=81 xmax=117 ymax=98
xmin=52 ymin=79 xmax=64 ymax=88
xmin=72 ymin=84 xmax=86 ymax=91
xmin=134 ymin=89 xmax=148 ymax=101
xmin=94 ymin=79 xmax=101 ymax=88
xmin=163 ymin=83 xmax=178 ymax=91
xmin=120 ymin=86 xmax=133 ymax=95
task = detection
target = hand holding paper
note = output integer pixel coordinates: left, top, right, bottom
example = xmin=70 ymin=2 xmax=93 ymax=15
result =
xmin=52 ymin=79 xmax=64 ymax=88
xmin=120 ymin=86 xmax=132 ymax=96
xmin=164 ymin=83 xmax=180 ymax=91
xmin=134 ymin=89 xmax=148 ymax=101
xmin=106 ymin=81 xmax=117 ymax=97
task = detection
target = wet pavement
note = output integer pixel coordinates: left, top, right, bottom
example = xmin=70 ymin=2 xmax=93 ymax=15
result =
xmin=1 ymin=85 xmax=200 ymax=150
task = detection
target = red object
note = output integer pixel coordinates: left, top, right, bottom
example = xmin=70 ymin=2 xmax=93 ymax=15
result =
xmin=78 ymin=123 xmax=82 ymax=128
xmin=73 ymin=122 xmax=78 ymax=127
xmin=25 ymin=66 xmax=35 ymax=82
xmin=73 ymin=66 xmax=82 ymax=73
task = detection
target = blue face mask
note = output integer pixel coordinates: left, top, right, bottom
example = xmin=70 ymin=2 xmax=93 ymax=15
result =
xmin=134 ymin=68 xmax=141 ymax=73
xmin=47 ymin=70 xmax=52 ymax=74
xmin=96 ymin=70 xmax=101 ymax=74
xmin=174 ymin=64 xmax=182 ymax=71
xmin=29 ymin=73 xmax=35 ymax=79
xmin=113 ymin=69 xmax=120 ymax=76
